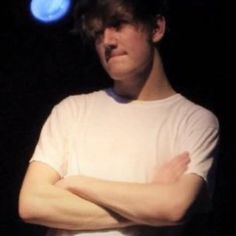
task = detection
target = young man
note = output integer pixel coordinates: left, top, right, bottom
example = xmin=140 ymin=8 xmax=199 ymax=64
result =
xmin=19 ymin=0 xmax=219 ymax=235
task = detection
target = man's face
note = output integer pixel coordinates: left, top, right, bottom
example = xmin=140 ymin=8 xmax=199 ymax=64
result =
xmin=94 ymin=19 xmax=155 ymax=81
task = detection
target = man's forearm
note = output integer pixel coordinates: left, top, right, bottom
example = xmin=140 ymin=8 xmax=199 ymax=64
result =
xmin=56 ymin=175 xmax=190 ymax=226
xmin=20 ymin=183 xmax=135 ymax=230
xmin=53 ymin=153 xmax=195 ymax=227
xmin=19 ymin=162 xmax=135 ymax=231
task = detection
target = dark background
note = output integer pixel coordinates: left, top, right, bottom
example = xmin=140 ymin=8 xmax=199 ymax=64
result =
xmin=0 ymin=0 xmax=234 ymax=235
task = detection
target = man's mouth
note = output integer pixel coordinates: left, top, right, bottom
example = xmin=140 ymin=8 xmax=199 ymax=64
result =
xmin=106 ymin=51 xmax=126 ymax=62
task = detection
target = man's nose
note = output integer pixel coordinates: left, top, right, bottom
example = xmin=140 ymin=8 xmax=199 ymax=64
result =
xmin=103 ymin=27 xmax=117 ymax=46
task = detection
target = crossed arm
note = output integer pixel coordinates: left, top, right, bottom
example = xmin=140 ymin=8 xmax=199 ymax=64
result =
xmin=19 ymin=152 xmax=204 ymax=231
xmin=18 ymin=161 xmax=133 ymax=231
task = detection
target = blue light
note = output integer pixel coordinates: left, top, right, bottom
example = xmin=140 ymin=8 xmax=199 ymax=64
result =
xmin=30 ymin=0 xmax=71 ymax=23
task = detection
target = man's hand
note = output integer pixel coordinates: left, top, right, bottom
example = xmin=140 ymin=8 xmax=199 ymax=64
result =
xmin=150 ymin=152 xmax=190 ymax=184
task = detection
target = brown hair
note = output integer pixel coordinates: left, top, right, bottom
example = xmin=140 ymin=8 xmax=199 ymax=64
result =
xmin=73 ymin=0 xmax=168 ymax=42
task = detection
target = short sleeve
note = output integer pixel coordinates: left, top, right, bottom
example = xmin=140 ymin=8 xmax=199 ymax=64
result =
xmin=30 ymin=96 xmax=78 ymax=177
xmin=182 ymin=108 xmax=219 ymax=182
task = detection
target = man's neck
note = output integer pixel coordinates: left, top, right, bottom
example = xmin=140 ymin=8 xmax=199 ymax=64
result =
xmin=113 ymin=50 xmax=176 ymax=101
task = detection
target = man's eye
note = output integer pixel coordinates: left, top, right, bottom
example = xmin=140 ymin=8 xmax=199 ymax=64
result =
xmin=110 ymin=19 xmax=126 ymax=30
xmin=91 ymin=29 xmax=103 ymax=40
xmin=112 ymin=20 xmax=122 ymax=28
xmin=94 ymin=30 xmax=102 ymax=37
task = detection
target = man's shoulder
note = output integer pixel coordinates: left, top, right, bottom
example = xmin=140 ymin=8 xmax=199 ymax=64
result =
xmin=176 ymin=95 xmax=219 ymax=130
xmin=56 ymin=89 xmax=107 ymax=108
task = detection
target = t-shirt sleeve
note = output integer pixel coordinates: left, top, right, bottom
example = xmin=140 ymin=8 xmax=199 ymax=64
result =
xmin=181 ymin=108 xmax=219 ymax=182
xmin=30 ymin=96 xmax=78 ymax=177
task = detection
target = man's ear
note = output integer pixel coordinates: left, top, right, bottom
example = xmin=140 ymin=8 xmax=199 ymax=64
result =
xmin=152 ymin=15 xmax=166 ymax=43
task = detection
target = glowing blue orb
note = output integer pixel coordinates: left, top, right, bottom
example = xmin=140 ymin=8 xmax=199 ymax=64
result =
xmin=30 ymin=0 xmax=71 ymax=23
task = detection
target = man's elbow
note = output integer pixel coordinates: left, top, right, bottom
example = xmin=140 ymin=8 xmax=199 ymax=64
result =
xmin=18 ymin=198 xmax=34 ymax=222
xmin=166 ymin=201 xmax=189 ymax=223
xmin=151 ymin=200 xmax=190 ymax=224
xmin=18 ymin=194 xmax=43 ymax=223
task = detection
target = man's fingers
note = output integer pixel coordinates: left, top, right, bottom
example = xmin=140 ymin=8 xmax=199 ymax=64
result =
xmin=173 ymin=152 xmax=190 ymax=163
xmin=169 ymin=152 xmax=190 ymax=168
xmin=175 ymin=152 xmax=190 ymax=175
xmin=150 ymin=152 xmax=191 ymax=184
xmin=165 ymin=152 xmax=190 ymax=178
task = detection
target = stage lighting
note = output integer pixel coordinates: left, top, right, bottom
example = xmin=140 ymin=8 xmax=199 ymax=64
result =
xmin=30 ymin=0 xmax=72 ymax=23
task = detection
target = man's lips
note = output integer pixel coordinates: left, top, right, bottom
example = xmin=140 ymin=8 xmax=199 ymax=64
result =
xmin=106 ymin=51 xmax=126 ymax=62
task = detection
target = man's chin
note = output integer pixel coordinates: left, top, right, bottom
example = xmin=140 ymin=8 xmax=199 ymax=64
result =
xmin=106 ymin=66 xmax=132 ymax=79
xmin=107 ymin=71 xmax=133 ymax=81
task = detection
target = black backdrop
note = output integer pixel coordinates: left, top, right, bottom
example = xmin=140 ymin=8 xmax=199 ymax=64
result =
xmin=0 ymin=0 xmax=234 ymax=235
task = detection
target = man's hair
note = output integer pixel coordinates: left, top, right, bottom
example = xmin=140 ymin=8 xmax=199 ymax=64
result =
xmin=73 ymin=0 xmax=169 ymax=41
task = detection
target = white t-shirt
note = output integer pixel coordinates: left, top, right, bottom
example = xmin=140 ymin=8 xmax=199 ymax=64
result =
xmin=31 ymin=89 xmax=219 ymax=236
